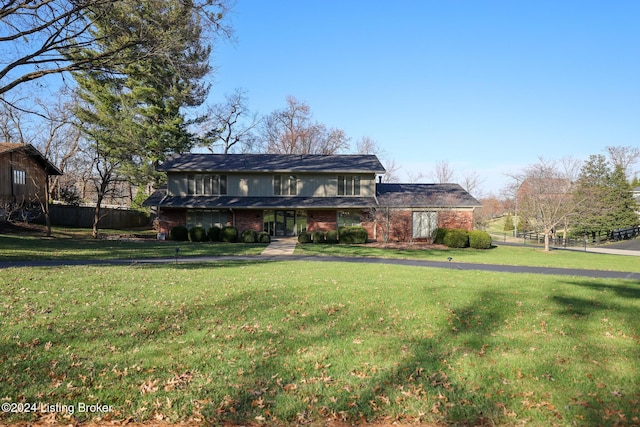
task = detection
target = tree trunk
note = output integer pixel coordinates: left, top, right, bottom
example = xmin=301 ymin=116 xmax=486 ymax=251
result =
xmin=544 ymin=232 xmax=551 ymax=252
xmin=44 ymin=177 xmax=52 ymax=237
xmin=92 ymin=192 xmax=104 ymax=239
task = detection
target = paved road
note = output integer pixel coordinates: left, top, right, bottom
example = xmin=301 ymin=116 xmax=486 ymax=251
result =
xmin=2 ymin=254 xmax=639 ymax=280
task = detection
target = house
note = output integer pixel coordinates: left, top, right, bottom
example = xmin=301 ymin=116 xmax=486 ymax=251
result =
xmin=145 ymin=153 xmax=481 ymax=242
xmin=0 ymin=143 xmax=62 ymax=217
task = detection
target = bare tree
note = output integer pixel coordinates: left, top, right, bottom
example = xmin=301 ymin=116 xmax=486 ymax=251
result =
xmin=606 ymin=145 xmax=640 ymax=179
xmin=200 ymin=88 xmax=259 ymax=154
xmin=259 ymin=96 xmax=350 ymax=154
xmin=431 ymin=160 xmax=455 ymax=183
xmin=460 ymin=169 xmax=485 ymax=198
xmin=513 ymin=157 xmax=584 ymax=251
xmin=356 ymin=136 xmax=399 ymax=182
xmin=0 ymin=0 xmax=233 ymax=98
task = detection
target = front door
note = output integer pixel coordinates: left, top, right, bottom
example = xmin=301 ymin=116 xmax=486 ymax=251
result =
xmin=275 ymin=210 xmax=296 ymax=236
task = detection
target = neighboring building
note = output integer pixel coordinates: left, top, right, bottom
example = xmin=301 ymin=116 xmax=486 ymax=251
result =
xmin=0 ymin=143 xmax=62 ymax=216
xmin=145 ymin=153 xmax=481 ymax=242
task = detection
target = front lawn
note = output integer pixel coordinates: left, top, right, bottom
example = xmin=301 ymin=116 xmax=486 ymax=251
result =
xmin=295 ymin=243 xmax=640 ymax=272
xmin=1 ymin=261 xmax=638 ymax=426
xmin=0 ymin=233 xmax=265 ymax=261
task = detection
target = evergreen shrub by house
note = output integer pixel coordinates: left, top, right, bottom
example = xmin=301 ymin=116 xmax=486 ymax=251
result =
xmin=297 ymin=231 xmax=311 ymax=244
xmin=469 ymin=230 xmax=493 ymax=249
xmin=188 ymin=226 xmax=208 ymax=242
xmin=338 ymin=226 xmax=368 ymax=244
xmin=221 ymin=226 xmax=238 ymax=243
xmin=443 ymin=228 xmax=470 ymax=248
xmin=170 ymin=225 xmax=189 ymax=241
xmin=434 ymin=228 xmax=448 ymax=245
xmin=241 ymin=229 xmax=258 ymax=243
xmin=325 ymin=229 xmax=338 ymax=244
xmin=312 ymin=230 xmax=325 ymax=244
xmin=257 ymin=232 xmax=271 ymax=244
xmin=207 ymin=226 xmax=221 ymax=242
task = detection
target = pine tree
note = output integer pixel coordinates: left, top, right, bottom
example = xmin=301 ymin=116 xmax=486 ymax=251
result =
xmin=73 ymin=0 xmax=222 ymax=237
xmin=503 ymin=214 xmax=514 ymax=231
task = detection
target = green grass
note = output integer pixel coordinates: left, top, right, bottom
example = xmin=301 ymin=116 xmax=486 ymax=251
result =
xmin=295 ymin=243 xmax=640 ymax=273
xmin=0 ymin=233 xmax=265 ymax=261
xmin=1 ymin=261 xmax=639 ymax=426
xmin=2 ymin=227 xmax=639 ymax=273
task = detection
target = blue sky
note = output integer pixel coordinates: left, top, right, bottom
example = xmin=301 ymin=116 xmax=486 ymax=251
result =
xmin=207 ymin=0 xmax=640 ymax=196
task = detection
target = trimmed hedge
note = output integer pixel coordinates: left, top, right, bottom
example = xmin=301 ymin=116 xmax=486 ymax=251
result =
xmin=338 ymin=226 xmax=368 ymax=244
xmin=257 ymin=232 xmax=271 ymax=244
xmin=312 ymin=230 xmax=325 ymax=244
xmin=241 ymin=229 xmax=258 ymax=243
xmin=469 ymin=230 xmax=493 ymax=249
xmin=170 ymin=225 xmax=189 ymax=241
xmin=433 ymin=228 xmax=447 ymax=245
xmin=189 ymin=226 xmax=208 ymax=242
xmin=443 ymin=228 xmax=470 ymax=248
xmin=221 ymin=226 xmax=238 ymax=243
xmin=207 ymin=226 xmax=221 ymax=242
xmin=325 ymin=229 xmax=338 ymax=244
xmin=297 ymin=231 xmax=312 ymax=244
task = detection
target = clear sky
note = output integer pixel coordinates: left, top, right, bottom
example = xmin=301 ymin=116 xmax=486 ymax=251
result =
xmin=207 ymin=0 xmax=640 ymax=196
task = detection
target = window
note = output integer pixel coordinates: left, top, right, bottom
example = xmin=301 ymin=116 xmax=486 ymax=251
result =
xmin=187 ymin=174 xmax=227 ymax=195
xmin=337 ymin=210 xmax=361 ymax=227
xmin=337 ymin=175 xmax=361 ymax=195
xmin=412 ymin=211 xmax=438 ymax=239
xmin=186 ymin=210 xmax=227 ymax=229
xmin=273 ymin=175 xmax=297 ymax=196
xmin=13 ymin=169 xmax=26 ymax=185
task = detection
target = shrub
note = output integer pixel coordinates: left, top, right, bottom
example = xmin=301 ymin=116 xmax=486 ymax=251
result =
xmin=257 ymin=232 xmax=271 ymax=244
xmin=170 ymin=225 xmax=189 ymax=241
xmin=434 ymin=228 xmax=448 ymax=245
xmin=207 ymin=226 xmax=221 ymax=242
xmin=189 ymin=226 xmax=208 ymax=242
xmin=443 ymin=228 xmax=469 ymax=248
xmin=338 ymin=226 xmax=368 ymax=244
xmin=312 ymin=230 xmax=325 ymax=244
xmin=325 ymin=229 xmax=338 ymax=244
xmin=469 ymin=230 xmax=492 ymax=249
xmin=221 ymin=226 xmax=238 ymax=243
xmin=241 ymin=229 xmax=258 ymax=243
xmin=503 ymin=214 xmax=515 ymax=231
xmin=297 ymin=231 xmax=312 ymax=244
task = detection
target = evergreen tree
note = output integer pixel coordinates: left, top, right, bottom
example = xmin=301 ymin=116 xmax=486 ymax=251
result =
xmin=73 ymin=0 xmax=224 ymax=237
xmin=606 ymin=165 xmax=638 ymax=231
xmin=503 ymin=214 xmax=514 ymax=231
xmin=573 ymin=155 xmax=638 ymax=240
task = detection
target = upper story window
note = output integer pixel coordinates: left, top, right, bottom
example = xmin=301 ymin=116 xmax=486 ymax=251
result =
xmin=338 ymin=175 xmax=361 ymax=196
xmin=187 ymin=174 xmax=227 ymax=195
xmin=273 ymin=175 xmax=297 ymax=196
xmin=13 ymin=169 xmax=26 ymax=185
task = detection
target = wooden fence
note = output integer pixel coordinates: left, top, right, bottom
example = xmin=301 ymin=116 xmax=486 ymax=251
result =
xmin=49 ymin=204 xmax=150 ymax=229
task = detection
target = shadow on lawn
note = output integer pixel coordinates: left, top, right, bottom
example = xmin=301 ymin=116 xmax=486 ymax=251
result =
xmin=2 ymin=268 xmax=639 ymax=426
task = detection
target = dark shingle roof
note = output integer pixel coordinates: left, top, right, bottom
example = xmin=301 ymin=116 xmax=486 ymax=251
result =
xmin=145 ymin=193 xmax=378 ymax=209
xmin=376 ymin=183 xmax=481 ymax=208
xmin=0 ymin=143 xmax=62 ymax=175
xmin=157 ymin=153 xmax=385 ymax=174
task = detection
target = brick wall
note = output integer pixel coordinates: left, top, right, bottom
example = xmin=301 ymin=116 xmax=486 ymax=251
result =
xmin=439 ymin=210 xmax=474 ymax=231
xmin=374 ymin=208 xmax=475 ymax=242
xmin=156 ymin=208 xmax=186 ymax=235
xmin=234 ymin=209 xmax=263 ymax=232
xmin=307 ymin=210 xmax=337 ymax=232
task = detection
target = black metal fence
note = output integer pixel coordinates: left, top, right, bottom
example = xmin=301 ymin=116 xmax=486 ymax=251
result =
xmin=491 ymin=225 xmax=640 ymax=248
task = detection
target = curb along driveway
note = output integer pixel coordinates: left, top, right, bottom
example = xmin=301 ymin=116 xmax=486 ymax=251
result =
xmin=1 ymin=254 xmax=639 ymax=281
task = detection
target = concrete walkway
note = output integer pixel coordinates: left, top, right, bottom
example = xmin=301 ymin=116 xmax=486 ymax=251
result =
xmin=260 ymin=237 xmax=297 ymax=256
